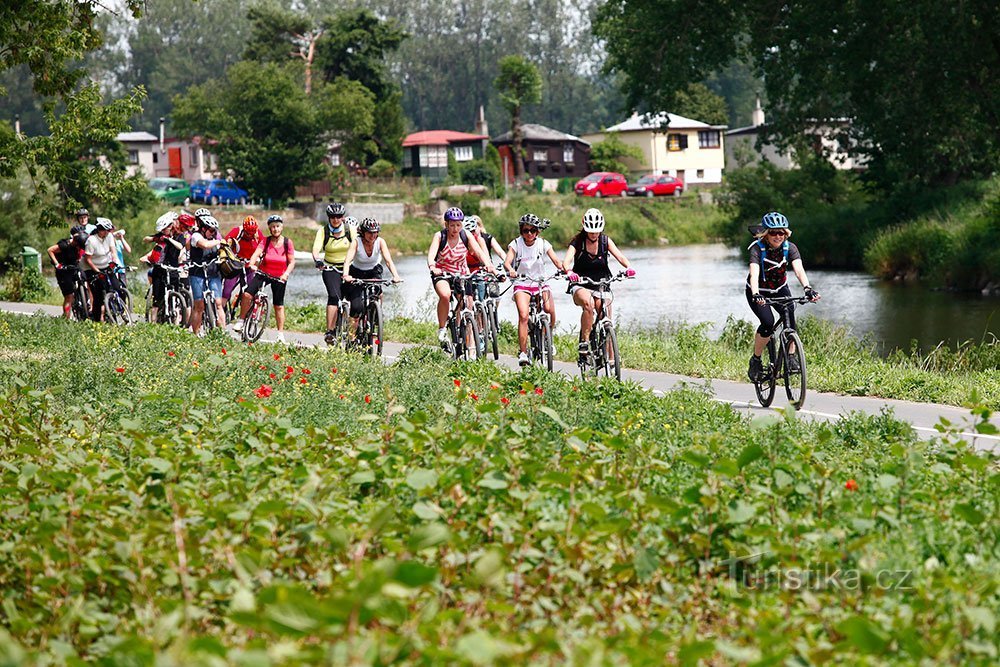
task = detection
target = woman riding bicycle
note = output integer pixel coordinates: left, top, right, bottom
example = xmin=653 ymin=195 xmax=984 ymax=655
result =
xmin=313 ymin=202 xmax=353 ymax=344
xmin=427 ymin=207 xmax=495 ymax=348
xmin=746 ymin=211 xmax=820 ymax=381
xmin=462 ymin=215 xmax=493 ymax=302
xmin=48 ymin=231 xmax=89 ymax=319
xmin=224 ymin=216 xmax=264 ymax=328
xmin=504 ymin=213 xmax=565 ymax=367
xmin=187 ymin=214 xmax=225 ymax=336
xmin=241 ymin=214 xmax=295 ymax=344
xmin=564 ymin=208 xmax=635 ymax=364
xmin=83 ymin=218 xmax=120 ymax=322
xmin=342 ymin=217 xmax=403 ymax=336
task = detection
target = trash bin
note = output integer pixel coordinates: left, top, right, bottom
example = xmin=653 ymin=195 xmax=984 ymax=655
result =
xmin=21 ymin=247 xmax=41 ymax=274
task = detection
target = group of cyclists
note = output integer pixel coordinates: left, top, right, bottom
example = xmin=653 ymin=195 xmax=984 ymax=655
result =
xmin=47 ymin=200 xmax=820 ymax=382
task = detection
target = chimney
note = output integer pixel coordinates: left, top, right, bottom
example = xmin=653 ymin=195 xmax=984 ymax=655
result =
xmin=159 ymin=117 xmax=165 ymax=152
xmin=475 ymin=105 xmax=488 ymax=138
xmin=14 ymin=114 xmax=20 ymax=138
xmin=752 ymin=95 xmax=765 ymax=127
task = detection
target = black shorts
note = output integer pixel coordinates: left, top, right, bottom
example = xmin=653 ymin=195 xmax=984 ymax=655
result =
xmin=55 ymin=267 xmax=80 ymax=296
xmin=247 ymin=272 xmax=287 ymax=307
xmin=346 ymin=265 xmax=382 ymax=317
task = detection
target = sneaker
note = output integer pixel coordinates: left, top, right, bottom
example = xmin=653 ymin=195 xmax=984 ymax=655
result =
xmin=275 ymin=332 xmax=286 ymax=344
xmin=577 ymin=341 xmax=590 ymax=365
xmin=518 ymin=351 xmax=530 ymax=367
xmin=748 ymin=355 xmax=763 ymax=381
xmin=786 ymin=352 xmax=800 ymax=373
xmin=324 ymin=329 xmax=335 ymax=345
xmin=438 ymin=327 xmax=451 ymax=350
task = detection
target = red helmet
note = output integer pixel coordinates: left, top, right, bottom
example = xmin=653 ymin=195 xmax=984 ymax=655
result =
xmin=242 ymin=215 xmax=259 ymax=234
xmin=177 ymin=212 xmax=196 ymax=229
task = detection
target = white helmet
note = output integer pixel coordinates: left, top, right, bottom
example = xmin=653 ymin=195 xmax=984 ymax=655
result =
xmin=155 ymin=211 xmax=179 ymax=233
xmin=344 ymin=216 xmax=359 ymax=229
xmin=462 ymin=215 xmax=479 ymax=232
xmin=194 ymin=207 xmax=211 ymax=219
xmin=582 ymin=208 xmax=605 ymax=233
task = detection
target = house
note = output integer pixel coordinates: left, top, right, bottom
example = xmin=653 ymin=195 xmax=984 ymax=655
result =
xmin=581 ymin=112 xmax=728 ymax=186
xmin=116 ymin=132 xmax=158 ymax=178
xmin=725 ymin=97 xmax=866 ymax=171
xmin=401 ymin=130 xmax=488 ymax=181
xmin=151 ymin=136 xmax=221 ymax=182
xmin=491 ymin=123 xmax=591 ymax=181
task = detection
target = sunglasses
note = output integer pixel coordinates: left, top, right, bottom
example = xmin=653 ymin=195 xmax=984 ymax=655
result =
xmin=766 ymin=230 xmax=787 ymax=237
xmin=520 ymin=228 xmax=538 ymax=235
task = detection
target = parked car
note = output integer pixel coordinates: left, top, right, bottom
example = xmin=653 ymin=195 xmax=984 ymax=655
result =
xmin=190 ymin=179 xmax=248 ymax=205
xmin=627 ymin=174 xmax=684 ymax=198
xmin=574 ymin=172 xmax=628 ymax=198
xmin=148 ymin=178 xmax=190 ymax=205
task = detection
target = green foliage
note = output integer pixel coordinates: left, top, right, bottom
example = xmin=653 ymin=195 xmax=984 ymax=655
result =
xmin=672 ymin=82 xmax=728 ymax=125
xmin=495 ymin=55 xmax=543 ymax=178
xmin=0 ymin=164 xmax=52 ymax=264
xmin=0 ymin=314 xmax=997 ymax=663
xmin=589 ymin=132 xmax=645 ymax=174
xmin=456 ymin=193 xmax=481 ymax=216
xmin=0 ymin=267 xmax=52 ymax=302
xmin=367 ymin=159 xmax=396 ymax=178
xmin=459 ymin=159 xmax=501 ymax=193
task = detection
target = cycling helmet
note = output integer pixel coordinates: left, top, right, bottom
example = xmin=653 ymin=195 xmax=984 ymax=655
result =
xmin=444 ymin=207 xmax=465 ymax=222
xmin=194 ymin=207 xmax=211 ymax=219
xmin=462 ymin=216 xmax=479 ymax=233
xmin=242 ymin=215 xmax=258 ymax=233
xmin=344 ymin=216 xmax=358 ymax=229
xmin=518 ymin=213 xmax=541 ymax=229
xmin=582 ymin=208 xmax=605 ymax=233
xmin=760 ymin=211 xmax=789 ymax=229
xmin=177 ymin=212 xmax=197 ymax=229
xmin=200 ymin=215 xmax=219 ymax=230
xmin=465 ymin=214 xmax=482 ymax=228
xmin=266 ymin=214 xmax=283 ymax=225
xmin=74 ymin=208 xmax=89 ymax=218
xmin=359 ymin=217 xmax=381 ymax=234
xmin=539 ymin=218 xmax=552 ymax=230
xmin=72 ymin=232 xmax=89 ymax=247
xmin=94 ymin=218 xmax=114 ymax=232
xmin=154 ymin=211 xmax=178 ymax=233
xmin=326 ymin=202 xmax=346 ymax=218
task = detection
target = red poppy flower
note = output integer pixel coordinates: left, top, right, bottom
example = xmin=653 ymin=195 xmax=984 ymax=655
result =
xmin=519 ymin=389 xmax=527 ymax=395
xmin=500 ymin=397 xmax=510 ymax=406
xmin=221 ymin=348 xmax=227 ymax=356
xmin=258 ymin=364 xmax=266 ymax=370
xmin=301 ymin=368 xmax=311 ymax=375
xmin=273 ymin=353 xmax=281 ymax=360
xmin=338 ymin=394 xmax=345 ymax=399
xmin=167 ymin=351 xmax=176 ymax=357
xmin=454 ymin=379 xmax=461 ymax=387
xmin=285 ymin=365 xmax=294 ymax=374
xmin=490 ymin=382 xmax=500 ymax=390
xmin=192 ymin=361 xmax=199 ymax=368
xmin=282 ymin=373 xmax=292 ymax=381
xmin=236 ymin=396 xmax=246 ymax=403
xmin=331 ymin=368 xmax=338 ymax=374
xmin=115 ymin=367 xmax=125 ymax=373
xmin=269 ymin=373 xmax=276 ymax=379
xmin=364 ymin=395 xmax=372 ymax=404
xmin=534 ymin=387 xmax=544 ymax=396
xmin=845 ymin=479 xmax=859 ymax=492
xmin=299 ymin=377 xmax=308 ymax=384
xmin=254 ymin=384 xmax=273 ymax=398
xmin=470 ymin=392 xmax=479 ymax=401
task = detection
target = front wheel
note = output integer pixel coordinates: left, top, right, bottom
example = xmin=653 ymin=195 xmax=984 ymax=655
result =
xmin=486 ymin=302 xmax=500 ymax=360
xmin=361 ymin=301 xmax=383 ymax=358
xmin=598 ymin=322 xmax=620 ymax=380
xmin=243 ymin=298 xmax=268 ymax=343
xmin=754 ymin=340 xmax=777 ymax=407
xmin=539 ymin=318 xmax=554 ymax=371
xmin=72 ymin=285 xmax=91 ymax=322
xmin=457 ymin=314 xmax=480 ymax=361
xmin=594 ymin=190 xmax=603 ymax=199
xmin=783 ymin=332 xmax=807 ymax=409
xmin=165 ymin=291 xmax=186 ymax=327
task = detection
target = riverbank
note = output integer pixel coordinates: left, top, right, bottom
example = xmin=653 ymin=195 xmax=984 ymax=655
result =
xmin=0 ymin=315 xmax=994 ymax=663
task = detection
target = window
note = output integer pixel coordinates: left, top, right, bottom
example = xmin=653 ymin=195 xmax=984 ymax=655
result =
xmin=453 ymin=145 xmax=473 ymax=162
xmin=329 ymin=152 xmax=340 ymax=167
xmin=563 ymin=143 xmax=574 ymax=163
xmin=533 ymin=148 xmax=548 ymax=162
xmin=698 ymin=130 xmax=720 ymax=149
xmin=419 ymin=145 xmax=448 ymax=168
xmin=127 ymin=150 xmax=139 ymax=165
xmin=403 ymin=149 xmax=412 ymax=169
xmin=696 ymin=169 xmax=705 ymax=179
xmin=189 ymin=145 xmax=199 ymax=166
xmin=667 ymin=133 xmax=688 ymax=151
xmin=152 ymin=152 xmax=159 ymax=164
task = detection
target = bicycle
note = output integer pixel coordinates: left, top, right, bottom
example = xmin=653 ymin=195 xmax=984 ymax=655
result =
xmin=69 ymin=268 xmax=92 ymax=322
xmin=161 ymin=265 xmax=192 ymax=328
xmin=318 ymin=263 xmax=351 ymax=350
xmin=574 ymin=272 xmax=631 ymax=381
xmin=99 ymin=265 xmax=132 ymax=326
xmin=516 ymin=274 xmax=563 ymax=371
xmin=348 ymin=278 xmax=397 ymax=358
xmin=469 ymin=270 xmax=507 ymax=360
xmin=752 ymin=295 xmax=812 ymax=409
xmin=224 ymin=264 xmax=250 ymax=324
xmin=241 ymin=276 xmax=283 ymax=344
xmin=188 ymin=262 xmax=221 ymax=333
xmin=437 ymin=272 xmax=481 ymax=361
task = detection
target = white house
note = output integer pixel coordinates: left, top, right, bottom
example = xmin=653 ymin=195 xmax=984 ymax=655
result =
xmin=115 ymin=131 xmax=222 ymax=182
xmin=116 ymin=132 xmax=158 ymax=178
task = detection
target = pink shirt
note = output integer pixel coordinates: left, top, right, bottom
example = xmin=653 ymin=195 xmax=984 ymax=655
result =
xmin=436 ymin=236 xmax=470 ymax=275
xmin=256 ymin=236 xmax=295 ymax=278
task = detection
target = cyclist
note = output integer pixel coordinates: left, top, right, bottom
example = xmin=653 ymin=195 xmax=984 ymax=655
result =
xmin=241 ymin=214 xmax=295 ymax=344
xmin=343 ymin=217 xmax=403 ymax=337
xmin=70 ymin=207 xmax=90 ymax=237
xmin=463 ymin=215 xmax=492 ymax=302
xmin=224 ymin=215 xmax=264 ymax=330
xmin=471 ymin=216 xmax=506 ymax=263
xmin=187 ymin=214 xmax=225 ymax=336
xmin=746 ymin=211 xmax=820 ymax=381
xmin=143 ymin=211 xmax=178 ymax=323
xmin=313 ymin=202 xmax=353 ymax=344
xmin=564 ymin=208 xmax=635 ymax=363
xmin=83 ymin=218 xmax=119 ymax=321
xmin=504 ymin=213 xmax=565 ymax=367
xmin=427 ymin=207 xmax=495 ymax=347
xmin=111 ymin=228 xmax=131 ymax=288
xmin=47 ymin=230 xmax=89 ymax=319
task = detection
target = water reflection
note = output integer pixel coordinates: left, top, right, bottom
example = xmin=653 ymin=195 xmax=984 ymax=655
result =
xmin=284 ymin=244 xmax=1000 ymax=352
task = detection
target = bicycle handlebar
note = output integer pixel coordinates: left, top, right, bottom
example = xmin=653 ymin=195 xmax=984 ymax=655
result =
xmin=761 ymin=295 xmax=813 ymax=306
xmin=572 ymin=271 xmax=633 ymax=288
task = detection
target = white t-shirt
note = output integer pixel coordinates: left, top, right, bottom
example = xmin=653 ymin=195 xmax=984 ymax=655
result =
xmin=85 ymin=233 xmax=117 ymax=270
xmin=508 ymin=236 xmax=553 ymax=286
xmin=353 ymin=238 xmax=383 ymax=271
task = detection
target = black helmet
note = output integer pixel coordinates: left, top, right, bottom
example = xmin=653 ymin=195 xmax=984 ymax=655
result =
xmin=359 ymin=217 xmax=380 ymax=233
xmin=72 ymin=232 xmax=89 ymax=247
xmin=74 ymin=208 xmax=89 ymax=218
xmin=70 ymin=224 xmax=88 ymax=237
xmin=326 ymin=202 xmax=346 ymax=218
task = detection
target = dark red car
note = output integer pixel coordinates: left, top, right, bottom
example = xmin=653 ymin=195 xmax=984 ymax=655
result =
xmin=626 ymin=174 xmax=684 ymax=197
xmin=574 ymin=172 xmax=628 ymax=198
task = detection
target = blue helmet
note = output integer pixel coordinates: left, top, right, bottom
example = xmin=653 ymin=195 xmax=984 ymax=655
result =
xmin=760 ymin=211 xmax=789 ymax=229
xmin=444 ymin=207 xmax=464 ymax=222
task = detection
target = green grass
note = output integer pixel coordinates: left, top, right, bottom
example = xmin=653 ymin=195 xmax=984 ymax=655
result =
xmin=0 ymin=313 xmax=996 ymax=664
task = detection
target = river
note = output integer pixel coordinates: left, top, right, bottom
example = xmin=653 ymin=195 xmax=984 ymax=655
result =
xmin=280 ymin=244 xmax=999 ymax=352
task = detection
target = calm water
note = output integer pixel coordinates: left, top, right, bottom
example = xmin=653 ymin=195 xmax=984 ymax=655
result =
xmin=284 ymin=244 xmax=1000 ymax=352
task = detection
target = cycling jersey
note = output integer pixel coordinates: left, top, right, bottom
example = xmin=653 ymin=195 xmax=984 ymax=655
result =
xmin=435 ymin=235 xmax=470 ymax=275
xmin=508 ymin=236 xmax=553 ymax=288
xmin=467 ymin=231 xmax=486 ymax=271
xmin=53 ymin=239 xmax=80 ymax=267
xmin=569 ymin=233 xmax=611 ymax=282
xmin=313 ymin=227 xmax=351 ymax=266
xmin=257 ymin=235 xmax=295 ymax=278
xmin=85 ymin=234 xmax=116 ymax=270
xmin=226 ymin=227 xmax=263 ymax=260
xmin=188 ymin=232 xmax=220 ymax=278
xmin=162 ymin=231 xmax=188 ymax=268
xmin=747 ymin=240 xmax=801 ymax=293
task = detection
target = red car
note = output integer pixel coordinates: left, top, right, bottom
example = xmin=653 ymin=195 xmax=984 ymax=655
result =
xmin=626 ymin=174 xmax=684 ymax=197
xmin=574 ymin=172 xmax=628 ymax=198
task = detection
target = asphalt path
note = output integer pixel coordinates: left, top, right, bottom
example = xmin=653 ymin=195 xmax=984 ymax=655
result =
xmin=3 ymin=300 xmax=997 ymax=452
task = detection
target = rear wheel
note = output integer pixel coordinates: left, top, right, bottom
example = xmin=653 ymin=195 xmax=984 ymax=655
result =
xmin=598 ymin=322 xmax=620 ymax=380
xmin=539 ymin=319 xmax=554 ymax=371
xmin=754 ymin=340 xmax=777 ymax=407
xmin=458 ymin=315 xmax=480 ymax=361
xmin=165 ymin=291 xmax=186 ymax=327
xmin=72 ymin=283 xmax=90 ymax=322
xmin=104 ymin=292 xmax=125 ymax=326
xmin=487 ymin=302 xmax=500 ymax=360
xmin=783 ymin=332 xmax=807 ymax=409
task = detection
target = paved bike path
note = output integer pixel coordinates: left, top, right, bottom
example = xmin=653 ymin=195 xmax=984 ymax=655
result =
xmin=3 ymin=300 xmax=997 ymax=452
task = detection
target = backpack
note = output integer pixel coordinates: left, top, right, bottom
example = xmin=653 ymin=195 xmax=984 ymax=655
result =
xmin=323 ymin=224 xmax=352 ymax=249
xmin=434 ymin=228 xmax=469 ymax=262
xmin=217 ymin=242 xmax=243 ymax=278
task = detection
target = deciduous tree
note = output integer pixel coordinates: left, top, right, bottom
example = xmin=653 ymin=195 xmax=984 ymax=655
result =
xmin=495 ymin=56 xmax=542 ymax=179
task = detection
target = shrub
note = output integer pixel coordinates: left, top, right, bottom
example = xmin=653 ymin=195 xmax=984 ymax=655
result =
xmin=864 ymin=221 xmax=955 ymax=282
xmin=456 ymin=193 xmax=481 ymax=216
xmin=368 ymin=159 xmax=396 ymax=178
xmin=0 ymin=266 xmax=53 ymax=302
xmin=459 ymin=159 xmax=498 ymax=190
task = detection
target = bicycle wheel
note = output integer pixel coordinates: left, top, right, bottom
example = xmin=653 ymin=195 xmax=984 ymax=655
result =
xmin=473 ymin=301 xmax=489 ymax=357
xmin=330 ymin=308 xmax=348 ymax=351
xmin=165 ymin=291 xmax=186 ymax=327
xmin=539 ymin=318 xmax=554 ymax=371
xmin=579 ymin=332 xmax=596 ymax=379
xmin=103 ymin=292 xmax=123 ymax=326
xmin=121 ymin=290 xmax=134 ymax=325
xmin=458 ymin=314 xmax=480 ymax=361
xmin=203 ymin=294 xmax=217 ymax=332
xmin=72 ymin=284 xmax=90 ymax=322
xmin=366 ymin=301 xmax=383 ymax=358
xmin=783 ymin=331 xmax=807 ymax=409
xmin=754 ymin=340 xmax=777 ymax=408
xmin=598 ymin=322 xmax=621 ymax=380
xmin=487 ymin=302 xmax=500 ymax=360
xmin=243 ymin=298 xmax=268 ymax=343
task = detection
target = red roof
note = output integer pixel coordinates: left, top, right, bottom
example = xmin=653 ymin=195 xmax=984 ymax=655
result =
xmin=402 ymin=130 xmax=488 ymax=147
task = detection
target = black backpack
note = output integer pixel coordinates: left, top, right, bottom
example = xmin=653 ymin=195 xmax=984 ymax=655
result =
xmin=434 ymin=228 xmax=469 ymax=261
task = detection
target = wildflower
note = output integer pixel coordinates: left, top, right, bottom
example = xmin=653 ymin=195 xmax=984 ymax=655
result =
xmin=331 ymin=367 xmax=338 ymax=374
xmin=254 ymin=384 xmax=273 ymax=399
xmin=167 ymin=351 xmax=176 ymax=357
xmin=273 ymin=353 xmax=281 ymax=360
xmin=519 ymin=389 xmax=527 ymax=395
xmin=364 ymin=395 xmax=372 ymax=404
xmin=470 ymin=392 xmax=479 ymax=401
xmin=454 ymin=379 xmax=461 ymax=387
xmin=269 ymin=373 xmax=276 ymax=379
xmin=283 ymin=373 xmax=293 ymax=381
xmin=500 ymin=397 xmax=510 ymax=406
xmin=299 ymin=377 xmax=308 ymax=385
xmin=221 ymin=348 xmax=227 ymax=356
xmin=534 ymin=387 xmax=544 ymax=396
xmin=301 ymin=368 xmax=311 ymax=375
xmin=845 ymin=479 xmax=859 ymax=492
xmin=338 ymin=394 xmax=345 ymax=399
xmin=192 ymin=361 xmax=199 ymax=368
xmin=115 ymin=367 xmax=125 ymax=373
xmin=285 ymin=365 xmax=294 ymax=374
xmin=236 ymin=396 xmax=246 ymax=403
xmin=490 ymin=382 xmax=500 ymax=390
xmin=259 ymin=364 xmax=267 ymax=370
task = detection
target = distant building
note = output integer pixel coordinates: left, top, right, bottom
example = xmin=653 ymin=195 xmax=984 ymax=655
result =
xmin=401 ymin=130 xmax=488 ymax=181
xmin=116 ymin=132 xmax=158 ymax=178
xmin=153 ymin=136 xmax=221 ymax=182
xmin=582 ymin=112 xmax=728 ymax=185
xmin=491 ymin=123 xmax=591 ymax=181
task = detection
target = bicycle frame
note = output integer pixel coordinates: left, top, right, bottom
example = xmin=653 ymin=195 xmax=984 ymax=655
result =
xmin=573 ymin=272 xmax=630 ymax=380
xmin=753 ymin=295 xmax=811 ymax=408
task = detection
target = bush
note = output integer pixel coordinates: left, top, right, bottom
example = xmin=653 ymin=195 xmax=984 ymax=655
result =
xmin=864 ymin=220 xmax=955 ymax=282
xmin=557 ymin=177 xmax=576 ymax=194
xmin=368 ymin=159 xmax=396 ymax=178
xmin=0 ymin=266 xmax=53 ymax=302
xmin=459 ymin=159 xmax=498 ymax=190
xmin=456 ymin=193 xmax=481 ymax=216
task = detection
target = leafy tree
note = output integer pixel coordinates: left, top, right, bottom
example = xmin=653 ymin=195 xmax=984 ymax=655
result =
xmin=172 ymin=62 xmax=374 ymax=201
xmin=595 ymin=0 xmax=1000 ymax=187
xmin=244 ymin=3 xmax=322 ymax=94
xmin=495 ymin=55 xmax=542 ymax=179
xmin=588 ymin=132 xmax=644 ymax=174
xmin=673 ymin=83 xmax=728 ymax=126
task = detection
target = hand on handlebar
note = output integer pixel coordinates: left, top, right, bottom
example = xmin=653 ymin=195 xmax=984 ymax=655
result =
xmin=804 ymin=286 xmax=820 ymax=302
xmin=751 ymin=293 xmax=766 ymax=306
xmin=567 ymin=271 xmax=579 ymax=283
xmin=314 ymin=259 xmax=324 ymax=269
xmin=625 ymin=268 xmax=636 ymax=278
xmin=343 ymin=273 xmax=354 ymax=282
xmin=430 ymin=267 xmax=442 ymax=276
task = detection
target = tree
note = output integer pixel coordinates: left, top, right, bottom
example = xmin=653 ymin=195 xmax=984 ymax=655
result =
xmin=172 ymin=62 xmax=374 ymax=201
xmin=673 ymin=83 xmax=728 ymax=126
xmin=595 ymin=0 xmax=1000 ymax=187
xmin=495 ymin=55 xmax=542 ymax=179
xmin=588 ymin=133 xmax=644 ymax=174
xmin=244 ymin=3 xmax=322 ymax=94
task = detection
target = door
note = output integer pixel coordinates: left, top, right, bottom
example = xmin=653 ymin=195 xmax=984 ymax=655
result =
xmin=168 ymin=148 xmax=182 ymax=178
